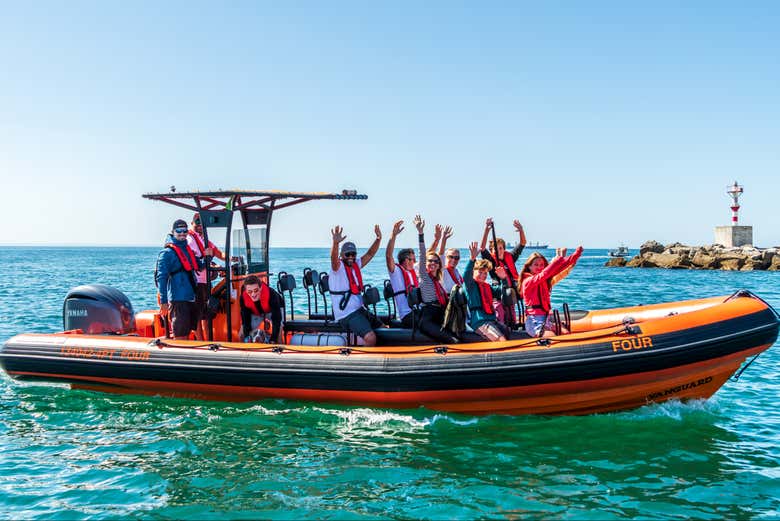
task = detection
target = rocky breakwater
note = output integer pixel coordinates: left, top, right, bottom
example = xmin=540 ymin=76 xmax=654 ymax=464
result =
xmin=605 ymin=241 xmax=780 ymax=271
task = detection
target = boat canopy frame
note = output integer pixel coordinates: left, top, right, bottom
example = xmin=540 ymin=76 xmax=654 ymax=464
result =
xmin=143 ymin=189 xmax=367 ymax=341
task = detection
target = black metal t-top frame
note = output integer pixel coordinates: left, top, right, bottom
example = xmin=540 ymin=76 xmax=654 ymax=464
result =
xmin=143 ymin=189 xmax=368 ymax=341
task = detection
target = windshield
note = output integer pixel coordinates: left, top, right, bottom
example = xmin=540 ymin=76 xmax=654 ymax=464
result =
xmin=232 ymin=226 xmax=268 ymax=274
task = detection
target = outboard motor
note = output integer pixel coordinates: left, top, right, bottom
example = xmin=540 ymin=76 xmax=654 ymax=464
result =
xmin=63 ymin=284 xmax=135 ymax=334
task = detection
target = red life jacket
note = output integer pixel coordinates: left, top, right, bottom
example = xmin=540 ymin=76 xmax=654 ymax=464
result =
xmin=476 ymin=280 xmax=495 ymax=315
xmin=344 ymin=262 xmax=363 ymax=295
xmin=187 ymin=230 xmax=216 ymax=257
xmin=397 ymin=264 xmax=419 ymax=290
xmin=430 ymin=272 xmax=448 ymax=306
xmin=497 ymin=251 xmax=519 ymax=285
xmin=446 ymin=266 xmax=463 ymax=285
xmin=166 ymin=243 xmax=198 ymax=272
xmin=242 ymin=284 xmax=271 ymax=315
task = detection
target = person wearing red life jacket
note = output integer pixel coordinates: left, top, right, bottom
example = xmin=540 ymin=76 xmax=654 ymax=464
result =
xmin=329 ymin=224 xmax=384 ymax=346
xmin=479 ymin=218 xmax=527 ymax=328
xmin=187 ymin=212 xmax=226 ymax=340
xmin=413 ymin=215 xmax=460 ymax=344
xmin=430 ymin=224 xmax=464 ymax=293
xmin=156 ymin=219 xmax=205 ymax=339
xmin=239 ymin=275 xmax=283 ymax=343
xmin=521 ymin=246 xmax=584 ymax=338
xmin=464 ymin=242 xmax=510 ymax=342
xmin=385 ymin=220 xmax=419 ymax=328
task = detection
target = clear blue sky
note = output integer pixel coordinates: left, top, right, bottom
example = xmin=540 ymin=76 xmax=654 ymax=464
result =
xmin=2 ymin=1 xmax=778 ymax=248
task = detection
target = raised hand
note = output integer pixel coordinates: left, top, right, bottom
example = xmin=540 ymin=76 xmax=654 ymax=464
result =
xmin=443 ymin=226 xmax=454 ymax=240
xmin=485 ymin=217 xmax=493 ymax=229
xmin=468 ymin=241 xmax=479 ymax=260
xmin=495 ymin=265 xmax=507 ymax=279
xmin=331 ymin=226 xmax=346 ymax=244
xmin=413 ymin=214 xmax=424 ymax=233
xmin=391 ymin=220 xmax=404 ymax=237
xmin=513 ymin=219 xmax=523 ymax=232
xmin=434 ymin=224 xmax=443 ymax=240
xmin=555 ymin=247 xmax=567 ymax=258
xmin=374 ymin=224 xmax=382 ymax=241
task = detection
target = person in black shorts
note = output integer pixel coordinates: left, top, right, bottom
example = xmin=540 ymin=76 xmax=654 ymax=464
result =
xmin=156 ymin=219 xmax=204 ymax=339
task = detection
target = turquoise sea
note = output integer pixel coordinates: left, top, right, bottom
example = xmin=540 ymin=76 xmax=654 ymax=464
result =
xmin=1 ymin=246 xmax=779 ymax=519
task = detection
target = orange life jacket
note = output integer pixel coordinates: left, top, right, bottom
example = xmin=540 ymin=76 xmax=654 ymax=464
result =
xmin=344 ymin=262 xmax=364 ymax=294
xmin=242 ymin=284 xmax=271 ymax=315
xmin=166 ymin=243 xmax=198 ymax=272
xmin=398 ymin=264 xmax=419 ymax=290
xmin=475 ymin=280 xmax=495 ymax=315
xmin=430 ymin=272 xmax=448 ymax=306
xmin=446 ymin=266 xmax=463 ymax=285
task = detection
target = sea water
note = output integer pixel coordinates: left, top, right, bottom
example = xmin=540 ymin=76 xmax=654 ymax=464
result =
xmin=0 ymin=246 xmax=778 ymax=519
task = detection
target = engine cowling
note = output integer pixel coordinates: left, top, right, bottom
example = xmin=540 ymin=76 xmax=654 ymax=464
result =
xmin=63 ymin=284 xmax=135 ymax=334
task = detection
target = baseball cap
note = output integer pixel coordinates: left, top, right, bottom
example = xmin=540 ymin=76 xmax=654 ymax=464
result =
xmin=341 ymin=242 xmax=357 ymax=255
xmin=172 ymin=219 xmax=188 ymax=231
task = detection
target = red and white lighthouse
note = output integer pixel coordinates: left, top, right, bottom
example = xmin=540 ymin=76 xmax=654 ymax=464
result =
xmin=727 ymin=181 xmax=744 ymax=225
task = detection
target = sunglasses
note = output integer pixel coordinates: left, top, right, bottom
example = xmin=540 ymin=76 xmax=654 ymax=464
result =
xmin=174 ymin=228 xmax=188 ymax=234
xmin=447 ymin=255 xmax=460 ymax=260
xmin=344 ymin=252 xmax=357 ymax=258
xmin=426 ymin=258 xmax=440 ymax=264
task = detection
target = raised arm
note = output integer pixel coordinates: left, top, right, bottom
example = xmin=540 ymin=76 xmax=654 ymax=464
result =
xmin=385 ymin=220 xmax=404 ymax=272
xmin=414 ymin=214 xmax=426 ymax=277
xmin=429 ymin=224 xmax=443 ymax=255
xmin=438 ymin=225 xmax=453 ymax=256
xmin=360 ymin=224 xmax=382 ymax=267
xmin=464 ymin=242 xmax=479 ymax=286
xmin=330 ymin=226 xmax=345 ymax=271
xmin=479 ymin=217 xmax=493 ymax=252
xmin=511 ymin=219 xmax=527 ymax=261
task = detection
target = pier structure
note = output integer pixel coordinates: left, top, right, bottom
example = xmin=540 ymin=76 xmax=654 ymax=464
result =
xmin=714 ymin=181 xmax=753 ymax=247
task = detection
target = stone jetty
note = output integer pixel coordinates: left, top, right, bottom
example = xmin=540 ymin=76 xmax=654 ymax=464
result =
xmin=605 ymin=241 xmax=780 ymax=271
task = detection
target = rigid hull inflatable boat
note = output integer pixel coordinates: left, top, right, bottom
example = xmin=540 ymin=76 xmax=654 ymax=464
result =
xmin=1 ymin=190 xmax=777 ymax=415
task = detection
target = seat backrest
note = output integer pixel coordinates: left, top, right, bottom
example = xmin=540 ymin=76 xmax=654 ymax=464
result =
xmin=406 ymin=287 xmax=422 ymax=307
xmin=383 ymin=279 xmax=395 ymax=301
xmin=318 ymin=274 xmax=330 ymax=294
xmin=303 ymin=268 xmax=320 ymax=289
xmin=363 ymin=285 xmax=381 ymax=306
xmin=278 ymin=272 xmax=297 ymax=293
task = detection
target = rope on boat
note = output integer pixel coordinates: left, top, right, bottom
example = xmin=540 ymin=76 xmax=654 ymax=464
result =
xmin=731 ymin=353 xmax=763 ymax=382
xmin=143 ymin=322 xmax=642 ymax=356
xmin=725 ymin=289 xmax=780 ymax=319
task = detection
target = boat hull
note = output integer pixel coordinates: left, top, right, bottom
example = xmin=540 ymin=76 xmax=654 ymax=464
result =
xmin=1 ymin=295 xmax=777 ymax=415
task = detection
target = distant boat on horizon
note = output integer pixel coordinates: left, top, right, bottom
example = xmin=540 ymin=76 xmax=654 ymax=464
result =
xmin=527 ymin=241 xmax=549 ymax=249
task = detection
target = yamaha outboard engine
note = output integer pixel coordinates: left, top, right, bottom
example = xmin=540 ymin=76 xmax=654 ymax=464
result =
xmin=63 ymin=284 xmax=135 ymax=334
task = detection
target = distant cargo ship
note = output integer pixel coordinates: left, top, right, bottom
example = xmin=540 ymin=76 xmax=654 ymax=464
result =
xmin=527 ymin=241 xmax=549 ymax=249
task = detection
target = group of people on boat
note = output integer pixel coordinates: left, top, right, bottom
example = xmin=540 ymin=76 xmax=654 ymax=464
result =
xmin=156 ymin=213 xmax=583 ymax=345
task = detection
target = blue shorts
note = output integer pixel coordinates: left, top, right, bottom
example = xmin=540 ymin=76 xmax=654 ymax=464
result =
xmin=525 ymin=314 xmax=553 ymax=337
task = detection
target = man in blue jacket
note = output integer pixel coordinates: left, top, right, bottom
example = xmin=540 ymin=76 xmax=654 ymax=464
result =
xmin=156 ymin=219 xmax=204 ymax=339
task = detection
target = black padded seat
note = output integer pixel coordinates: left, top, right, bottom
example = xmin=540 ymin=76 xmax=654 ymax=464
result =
xmin=284 ymin=319 xmax=345 ymax=334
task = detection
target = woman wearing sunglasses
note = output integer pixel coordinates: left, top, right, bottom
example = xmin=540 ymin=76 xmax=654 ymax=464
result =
xmin=413 ymin=215 xmax=460 ymax=344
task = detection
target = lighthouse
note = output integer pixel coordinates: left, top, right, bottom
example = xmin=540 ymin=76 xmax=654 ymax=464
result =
xmin=714 ymin=181 xmax=753 ymax=247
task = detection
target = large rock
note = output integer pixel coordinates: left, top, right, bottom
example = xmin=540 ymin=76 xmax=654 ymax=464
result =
xmin=719 ymin=258 xmax=745 ymax=271
xmin=605 ymin=257 xmax=627 ymax=267
xmin=639 ymin=241 xmax=665 ymax=256
xmin=767 ymin=255 xmax=780 ymax=271
xmin=645 ymin=252 xmax=691 ymax=269
xmin=691 ymin=250 xmax=719 ymax=269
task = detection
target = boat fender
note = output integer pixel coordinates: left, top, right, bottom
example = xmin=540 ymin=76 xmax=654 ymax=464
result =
xmin=288 ymin=333 xmax=348 ymax=347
